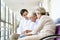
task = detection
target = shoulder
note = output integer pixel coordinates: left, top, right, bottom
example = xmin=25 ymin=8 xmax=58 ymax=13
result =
xmin=39 ymin=15 xmax=55 ymax=25
xmin=41 ymin=15 xmax=50 ymax=20
xmin=40 ymin=15 xmax=52 ymax=22
xmin=41 ymin=16 xmax=55 ymax=27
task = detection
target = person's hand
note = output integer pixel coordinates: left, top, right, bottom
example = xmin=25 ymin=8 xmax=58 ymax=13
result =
xmin=24 ymin=30 xmax=32 ymax=36
xmin=25 ymin=30 xmax=32 ymax=33
xmin=21 ymin=30 xmax=32 ymax=34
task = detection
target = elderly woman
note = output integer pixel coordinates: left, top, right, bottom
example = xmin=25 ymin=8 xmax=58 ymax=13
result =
xmin=18 ymin=7 xmax=56 ymax=40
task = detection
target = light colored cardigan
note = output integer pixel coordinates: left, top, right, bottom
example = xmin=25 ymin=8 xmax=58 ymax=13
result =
xmin=18 ymin=15 xmax=56 ymax=40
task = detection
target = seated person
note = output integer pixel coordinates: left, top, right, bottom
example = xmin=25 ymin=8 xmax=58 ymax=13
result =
xmin=18 ymin=7 xmax=56 ymax=40
xmin=17 ymin=9 xmax=30 ymax=35
xmin=10 ymin=9 xmax=29 ymax=40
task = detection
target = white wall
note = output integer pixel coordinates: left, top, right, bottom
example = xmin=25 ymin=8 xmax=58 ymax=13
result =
xmin=3 ymin=0 xmax=40 ymax=11
xmin=50 ymin=0 xmax=60 ymax=21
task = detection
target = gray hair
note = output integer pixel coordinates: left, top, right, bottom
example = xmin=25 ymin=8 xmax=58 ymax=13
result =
xmin=28 ymin=11 xmax=37 ymax=17
xmin=36 ymin=7 xmax=46 ymax=13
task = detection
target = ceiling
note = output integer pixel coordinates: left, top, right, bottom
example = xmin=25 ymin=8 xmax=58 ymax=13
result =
xmin=3 ymin=0 xmax=41 ymax=11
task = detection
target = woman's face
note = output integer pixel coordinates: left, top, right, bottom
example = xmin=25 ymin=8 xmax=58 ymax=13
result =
xmin=22 ymin=11 xmax=28 ymax=19
xmin=36 ymin=11 xmax=41 ymax=19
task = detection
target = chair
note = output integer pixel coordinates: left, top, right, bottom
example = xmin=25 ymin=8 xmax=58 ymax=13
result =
xmin=40 ymin=24 xmax=60 ymax=40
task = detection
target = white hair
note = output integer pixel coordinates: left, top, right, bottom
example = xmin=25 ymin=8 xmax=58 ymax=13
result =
xmin=27 ymin=11 xmax=36 ymax=17
xmin=35 ymin=7 xmax=46 ymax=13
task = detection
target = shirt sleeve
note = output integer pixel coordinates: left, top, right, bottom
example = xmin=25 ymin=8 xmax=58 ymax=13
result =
xmin=17 ymin=21 xmax=23 ymax=34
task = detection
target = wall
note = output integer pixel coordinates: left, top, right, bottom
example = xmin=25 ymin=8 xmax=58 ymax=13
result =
xmin=50 ymin=0 xmax=60 ymax=21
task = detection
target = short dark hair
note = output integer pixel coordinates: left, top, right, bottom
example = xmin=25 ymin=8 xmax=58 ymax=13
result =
xmin=20 ymin=9 xmax=28 ymax=16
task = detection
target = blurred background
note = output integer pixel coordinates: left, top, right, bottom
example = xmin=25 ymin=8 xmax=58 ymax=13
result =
xmin=0 ymin=0 xmax=60 ymax=40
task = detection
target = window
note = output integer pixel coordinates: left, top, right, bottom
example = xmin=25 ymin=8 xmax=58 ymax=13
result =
xmin=1 ymin=3 xmax=5 ymax=21
xmin=1 ymin=0 xmax=16 ymax=40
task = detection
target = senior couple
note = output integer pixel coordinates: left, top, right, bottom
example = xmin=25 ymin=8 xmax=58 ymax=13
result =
xmin=10 ymin=7 xmax=56 ymax=40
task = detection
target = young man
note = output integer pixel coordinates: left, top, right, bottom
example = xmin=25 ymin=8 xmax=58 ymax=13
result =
xmin=17 ymin=9 xmax=30 ymax=34
xmin=10 ymin=9 xmax=30 ymax=40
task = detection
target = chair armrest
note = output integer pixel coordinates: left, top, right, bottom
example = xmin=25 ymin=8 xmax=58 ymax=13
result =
xmin=40 ymin=35 xmax=60 ymax=40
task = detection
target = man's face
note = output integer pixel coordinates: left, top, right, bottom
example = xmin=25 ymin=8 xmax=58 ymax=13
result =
xmin=22 ymin=11 xmax=28 ymax=19
xmin=30 ymin=15 xmax=37 ymax=22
